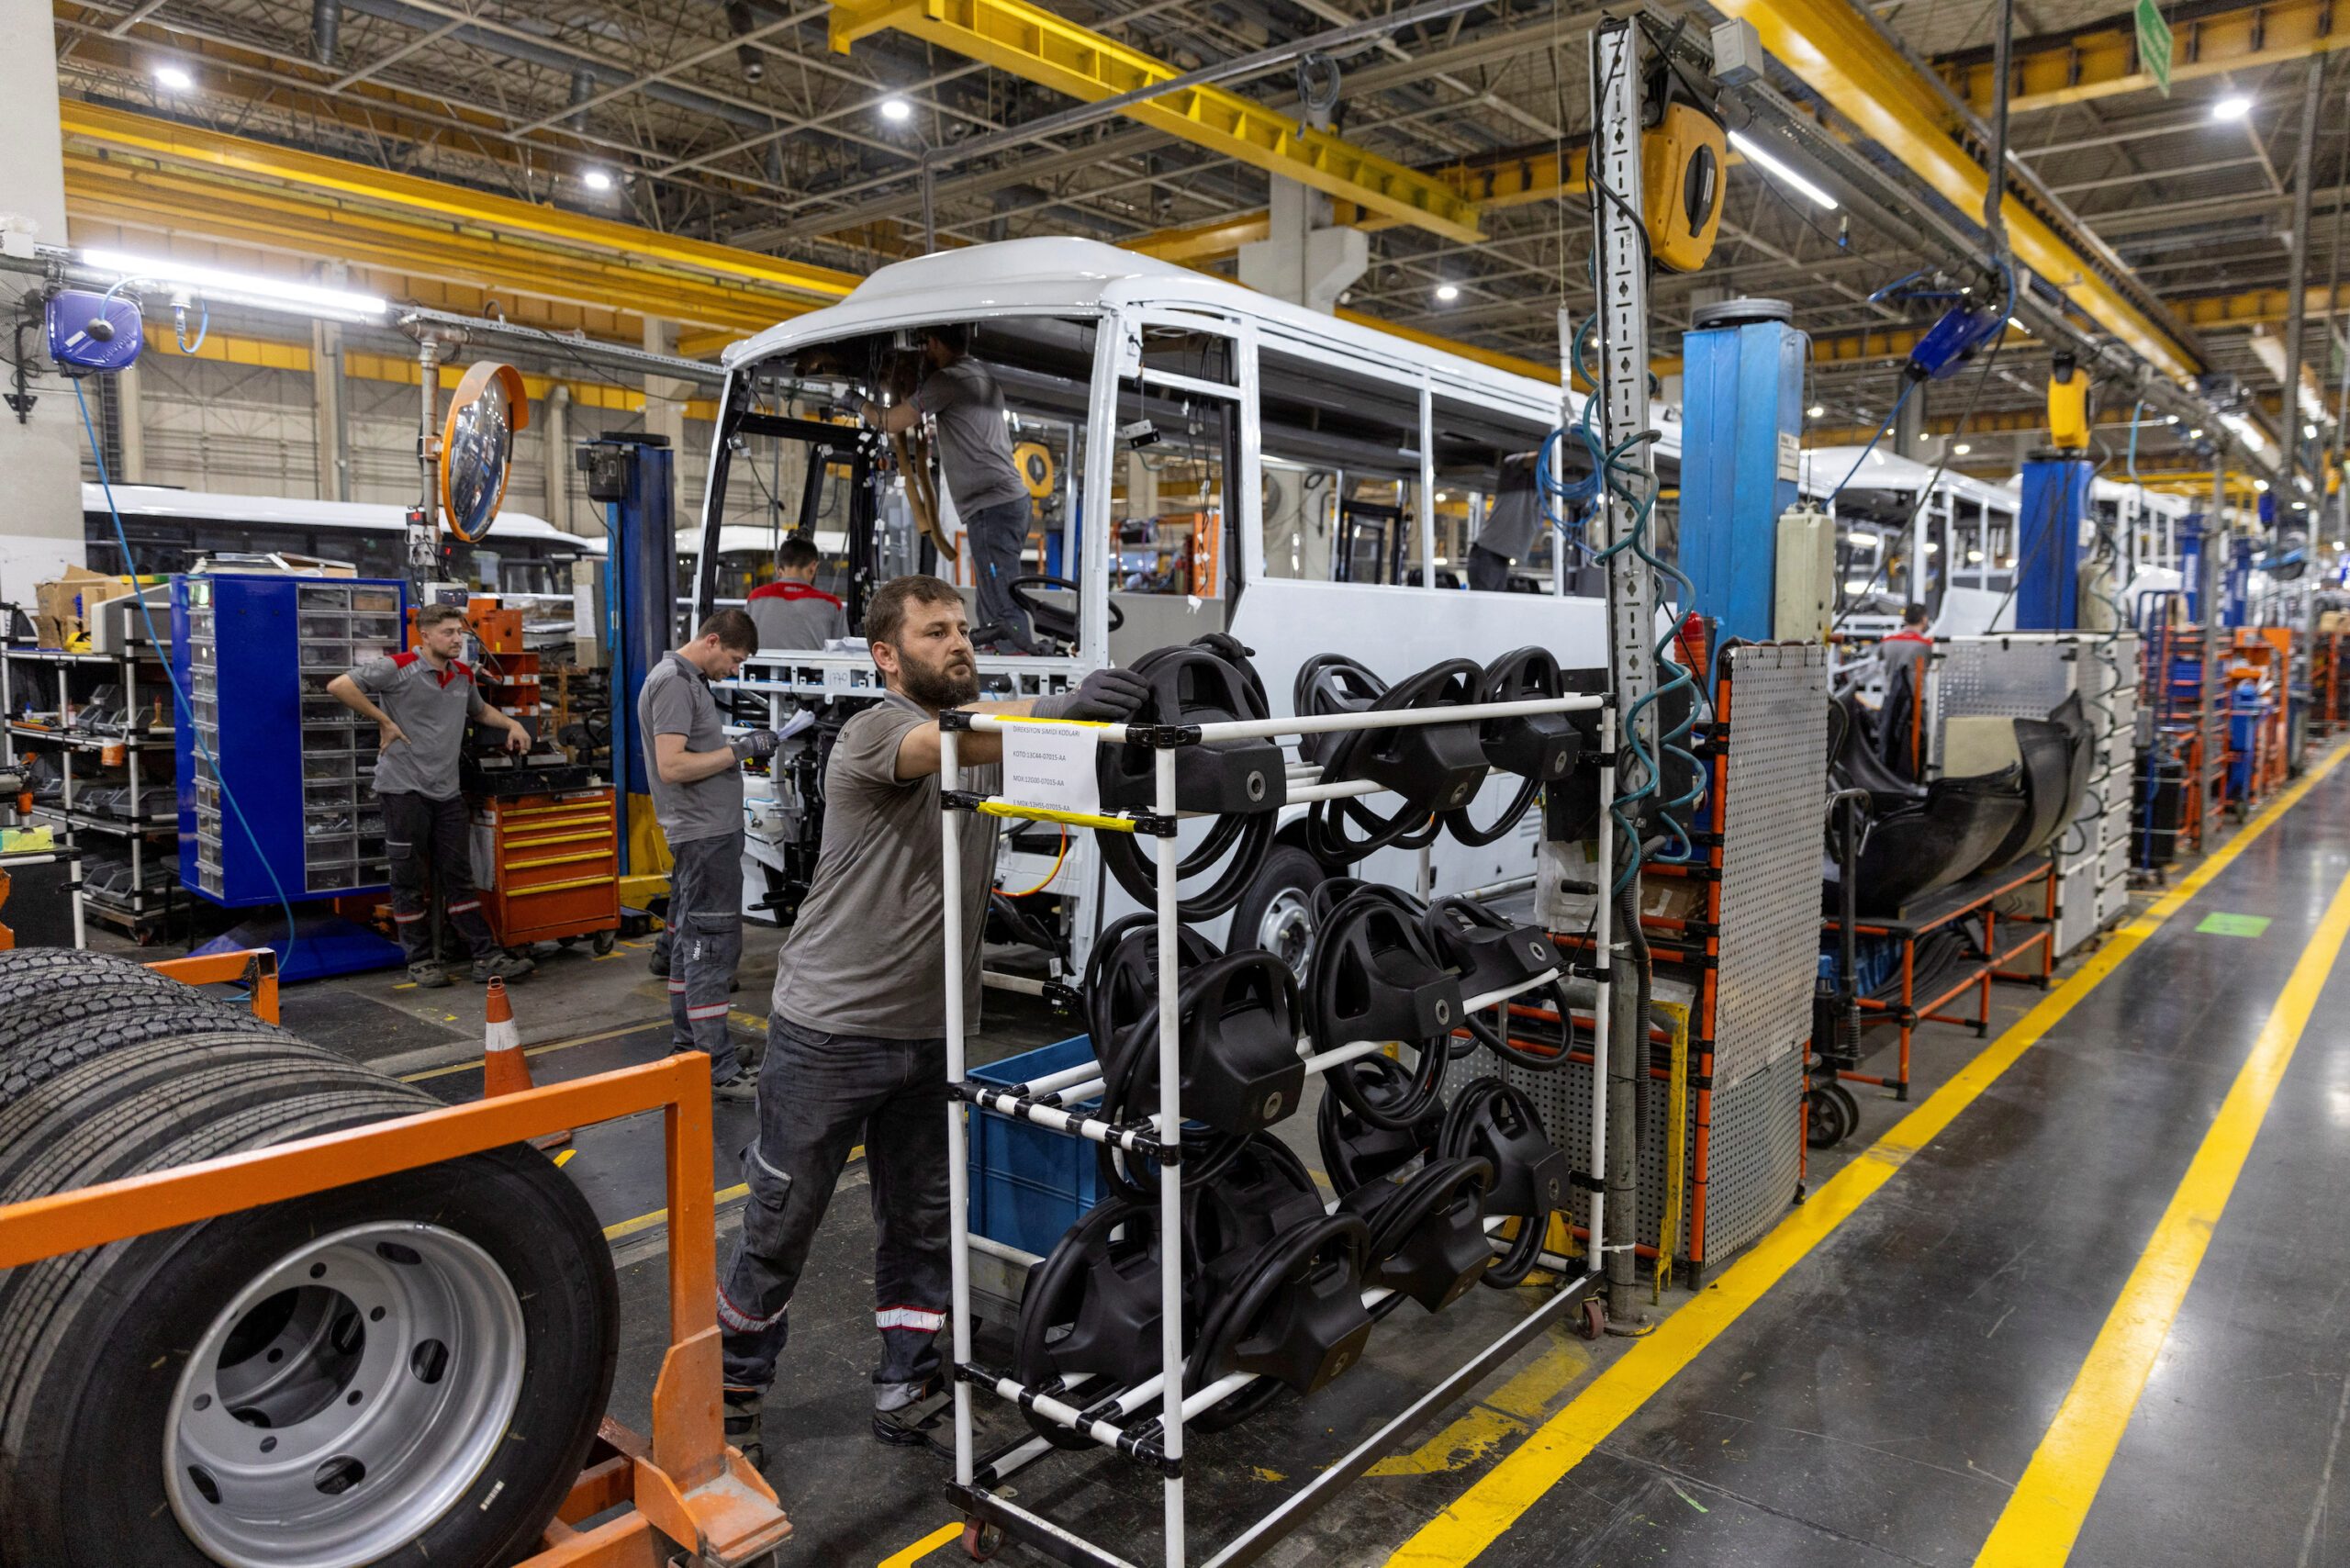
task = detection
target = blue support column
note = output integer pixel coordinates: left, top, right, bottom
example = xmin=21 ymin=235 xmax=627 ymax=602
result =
xmin=2016 ymin=454 xmax=2094 ymax=630
xmin=1679 ymin=311 xmax=1807 ymax=643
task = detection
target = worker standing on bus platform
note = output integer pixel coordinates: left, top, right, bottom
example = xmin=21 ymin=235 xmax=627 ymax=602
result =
xmin=715 ymin=576 xmax=1149 ymax=1466
xmin=641 ymin=608 xmax=777 ymax=1101
xmin=746 ymin=537 xmax=850 ymax=649
xmin=846 ymin=325 xmax=1038 ymax=654
xmin=328 ymin=603 xmax=536 ymax=988
xmin=1468 ymin=450 xmax=1540 ymax=591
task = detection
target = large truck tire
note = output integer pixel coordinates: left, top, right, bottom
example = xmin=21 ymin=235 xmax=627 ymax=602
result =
xmin=0 ymin=992 xmax=285 ymax=1108
xmin=0 ymin=947 xmax=195 ymax=1010
xmin=0 ymin=1030 xmax=618 ymax=1568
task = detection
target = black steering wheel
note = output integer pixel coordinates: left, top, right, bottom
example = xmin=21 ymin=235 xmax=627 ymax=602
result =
xmin=1009 ymin=576 xmax=1123 ymax=651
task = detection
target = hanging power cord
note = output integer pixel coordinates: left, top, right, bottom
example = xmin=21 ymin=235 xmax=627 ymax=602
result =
xmin=73 ymin=375 xmax=299 ymax=968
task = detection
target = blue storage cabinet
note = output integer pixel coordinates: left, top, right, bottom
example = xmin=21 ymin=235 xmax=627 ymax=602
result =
xmin=173 ymin=574 xmax=408 ymax=905
xmin=967 ymin=1036 xmax=1105 ymax=1258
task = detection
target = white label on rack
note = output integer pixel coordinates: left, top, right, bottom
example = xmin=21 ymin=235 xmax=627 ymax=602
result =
xmin=999 ymin=723 xmax=1100 ymax=819
xmin=822 ymin=664 xmax=854 ymax=696
xmin=1776 ymin=431 xmax=1801 ymax=481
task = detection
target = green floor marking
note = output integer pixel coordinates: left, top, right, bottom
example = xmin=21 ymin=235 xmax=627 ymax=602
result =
xmin=2196 ymin=912 xmax=2273 ymax=938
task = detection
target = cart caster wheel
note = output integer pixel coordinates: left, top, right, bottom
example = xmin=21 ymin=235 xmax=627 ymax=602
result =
xmin=1805 ymin=1086 xmax=1852 ymax=1149
xmin=963 ymin=1519 xmax=1003 ymax=1560
xmin=591 ymin=929 xmax=617 ymax=957
xmin=1577 ymin=1298 xmax=1605 ymax=1341
xmin=1828 ymin=1081 xmax=1861 ymax=1137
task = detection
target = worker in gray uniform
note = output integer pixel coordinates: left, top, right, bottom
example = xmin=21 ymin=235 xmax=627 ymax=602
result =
xmin=1467 ymin=449 xmax=1541 ymax=591
xmin=848 ymin=324 xmax=1038 ymax=653
xmin=745 ymin=536 xmax=850 ymax=649
xmin=639 ymin=607 xmax=777 ymax=1100
xmin=714 ymin=574 xmax=1149 ymax=1464
xmin=329 ymin=602 xmax=536 ymax=987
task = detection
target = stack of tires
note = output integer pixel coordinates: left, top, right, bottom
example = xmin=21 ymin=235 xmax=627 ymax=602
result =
xmin=0 ymin=950 xmax=617 ymax=1568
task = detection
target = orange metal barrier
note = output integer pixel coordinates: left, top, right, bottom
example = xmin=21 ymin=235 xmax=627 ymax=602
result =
xmin=144 ymin=946 xmax=281 ymax=1025
xmin=0 ymin=1052 xmax=790 ymax=1567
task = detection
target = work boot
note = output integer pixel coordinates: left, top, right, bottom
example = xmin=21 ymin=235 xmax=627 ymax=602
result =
xmin=471 ymin=951 xmax=535 ymax=982
xmin=722 ymin=1386 xmax=765 ymax=1472
xmin=711 ymin=1071 xmax=757 ymax=1104
xmin=871 ymin=1372 xmax=945 ymax=1447
xmin=407 ymin=960 xmax=452 ymax=990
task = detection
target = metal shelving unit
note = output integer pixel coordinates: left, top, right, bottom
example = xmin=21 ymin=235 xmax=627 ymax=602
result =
xmin=0 ymin=639 xmax=183 ymax=941
xmin=934 ymin=692 xmax=1614 ymax=1568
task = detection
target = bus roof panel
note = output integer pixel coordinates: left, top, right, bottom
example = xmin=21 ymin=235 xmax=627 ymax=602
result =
xmin=84 ymin=483 xmax=603 ymax=552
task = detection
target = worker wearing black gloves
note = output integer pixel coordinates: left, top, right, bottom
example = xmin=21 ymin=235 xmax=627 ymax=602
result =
xmin=716 ymin=575 xmax=1147 ymax=1465
xmin=641 ymin=608 xmax=774 ymax=1100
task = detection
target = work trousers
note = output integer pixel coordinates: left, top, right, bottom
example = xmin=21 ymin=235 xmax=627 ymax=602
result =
xmin=966 ymin=498 xmax=1036 ymax=653
xmin=1467 ymin=543 xmax=1514 ymax=592
xmin=381 ymin=790 xmax=497 ymax=964
xmin=666 ymin=830 xmax=745 ymax=1082
xmin=717 ymin=1015 xmax=950 ymax=1400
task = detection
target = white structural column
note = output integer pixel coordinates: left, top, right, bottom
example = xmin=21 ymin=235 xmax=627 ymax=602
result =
xmin=642 ymin=316 xmax=690 ymax=525
xmin=114 ymin=359 xmax=146 ymax=486
xmin=0 ymin=6 xmax=88 ymax=597
xmin=543 ymin=383 xmax=580 ymax=535
xmin=1237 ymin=174 xmax=1369 ymax=314
xmin=311 ymin=262 xmax=350 ymax=501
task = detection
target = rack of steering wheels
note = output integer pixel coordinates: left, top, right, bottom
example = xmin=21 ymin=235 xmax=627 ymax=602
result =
xmin=932 ymin=642 xmax=1617 ymax=1568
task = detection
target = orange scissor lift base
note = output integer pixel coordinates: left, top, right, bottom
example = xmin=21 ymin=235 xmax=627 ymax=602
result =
xmin=0 ymin=948 xmax=790 ymax=1568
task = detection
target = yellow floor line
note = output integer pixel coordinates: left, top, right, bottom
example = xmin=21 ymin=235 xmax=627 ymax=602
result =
xmin=1972 ymin=863 xmax=2350 ymax=1566
xmin=599 ymin=1146 xmax=864 ymax=1242
xmin=1382 ymin=745 xmax=2348 ymax=1566
xmin=877 ymin=1522 xmax=962 ymax=1567
xmin=400 ymin=1017 xmax=669 ymax=1082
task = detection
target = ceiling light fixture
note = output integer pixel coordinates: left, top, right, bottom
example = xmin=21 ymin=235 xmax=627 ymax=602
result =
xmin=1728 ymin=131 xmax=1839 ymax=210
xmin=880 ymin=95 xmax=913 ymax=122
xmin=153 ymin=63 xmax=194 ymax=91
xmin=79 ymin=248 xmax=387 ymax=323
xmin=1953 ymin=442 xmax=1972 ymax=456
xmin=1807 ymin=403 xmax=1825 ymax=419
xmin=2221 ymin=412 xmax=2267 ymax=453
xmin=2211 ymin=94 xmax=2253 ymax=121
xmin=581 ymin=168 xmax=614 ymax=192
xmin=1435 ymin=283 xmax=1460 ymax=302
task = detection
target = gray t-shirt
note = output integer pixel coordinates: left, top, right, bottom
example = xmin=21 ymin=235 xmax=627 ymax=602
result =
xmin=351 ymin=652 xmax=487 ymax=801
xmin=639 ymin=651 xmax=744 ymax=846
xmin=771 ymin=692 xmax=1000 ymax=1038
xmin=745 ymin=581 xmax=850 ymax=650
xmin=1477 ymin=452 xmax=1541 ymax=563
xmin=913 ymin=357 xmax=1030 ymax=518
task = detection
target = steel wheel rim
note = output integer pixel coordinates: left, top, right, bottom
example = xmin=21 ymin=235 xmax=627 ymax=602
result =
xmin=1257 ymin=886 xmax=1317 ymax=980
xmin=166 ymin=1222 xmax=525 ymax=1568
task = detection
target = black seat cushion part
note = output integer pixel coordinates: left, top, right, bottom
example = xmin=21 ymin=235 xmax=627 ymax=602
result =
xmin=1977 ymin=717 xmax=2075 ymax=872
xmin=1854 ymin=766 xmax=2027 ymax=916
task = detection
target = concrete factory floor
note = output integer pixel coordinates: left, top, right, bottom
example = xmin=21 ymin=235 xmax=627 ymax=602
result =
xmin=238 ymin=745 xmax=2350 ymax=1566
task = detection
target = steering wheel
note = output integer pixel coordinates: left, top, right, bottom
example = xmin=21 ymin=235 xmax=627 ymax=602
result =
xmin=1009 ymin=576 xmax=1123 ymax=652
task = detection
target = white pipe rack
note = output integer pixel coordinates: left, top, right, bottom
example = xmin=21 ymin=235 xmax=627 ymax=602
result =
xmin=938 ymin=692 xmax=1615 ymax=1568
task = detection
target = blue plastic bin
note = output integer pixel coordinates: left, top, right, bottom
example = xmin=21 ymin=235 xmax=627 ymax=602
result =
xmin=967 ymin=1035 xmax=1104 ymax=1259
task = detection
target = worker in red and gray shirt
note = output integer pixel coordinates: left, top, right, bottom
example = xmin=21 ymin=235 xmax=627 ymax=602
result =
xmin=329 ymin=602 xmax=536 ymax=986
xmin=745 ymin=537 xmax=850 ymax=650
xmin=640 ymin=607 xmax=777 ymax=1099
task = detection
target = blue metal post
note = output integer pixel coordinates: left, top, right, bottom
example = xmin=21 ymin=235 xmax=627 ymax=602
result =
xmin=1678 ymin=314 xmax=1806 ymax=642
xmin=587 ymin=434 xmax=676 ymax=878
xmin=2180 ymin=516 xmax=2205 ymax=623
xmin=2016 ymin=454 xmax=2094 ymax=630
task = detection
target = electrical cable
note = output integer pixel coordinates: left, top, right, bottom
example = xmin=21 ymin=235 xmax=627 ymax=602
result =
xmin=73 ymin=376 xmax=298 ymax=969
xmin=1827 ymin=377 xmax=1917 ymax=510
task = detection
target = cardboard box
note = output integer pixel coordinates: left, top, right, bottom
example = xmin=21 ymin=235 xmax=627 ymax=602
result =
xmin=32 ymin=566 xmax=134 ymax=652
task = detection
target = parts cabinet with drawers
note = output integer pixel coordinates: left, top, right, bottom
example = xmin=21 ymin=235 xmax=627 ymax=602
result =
xmin=172 ymin=574 xmax=409 ymax=906
xmin=468 ymin=790 xmax=621 ymax=948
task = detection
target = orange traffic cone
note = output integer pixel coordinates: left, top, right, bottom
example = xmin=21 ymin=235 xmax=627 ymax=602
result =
xmin=481 ymin=978 xmax=571 ymax=1149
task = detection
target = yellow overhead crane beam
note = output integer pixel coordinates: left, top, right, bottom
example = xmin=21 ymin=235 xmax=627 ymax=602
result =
xmin=826 ymin=0 xmax=1483 ymax=243
xmin=1128 ymin=144 xmax=1592 ymax=263
xmin=1940 ymin=0 xmax=2350 ymax=116
xmin=1711 ymin=0 xmax=2200 ymax=385
xmin=59 ymin=101 xmax=860 ymax=307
